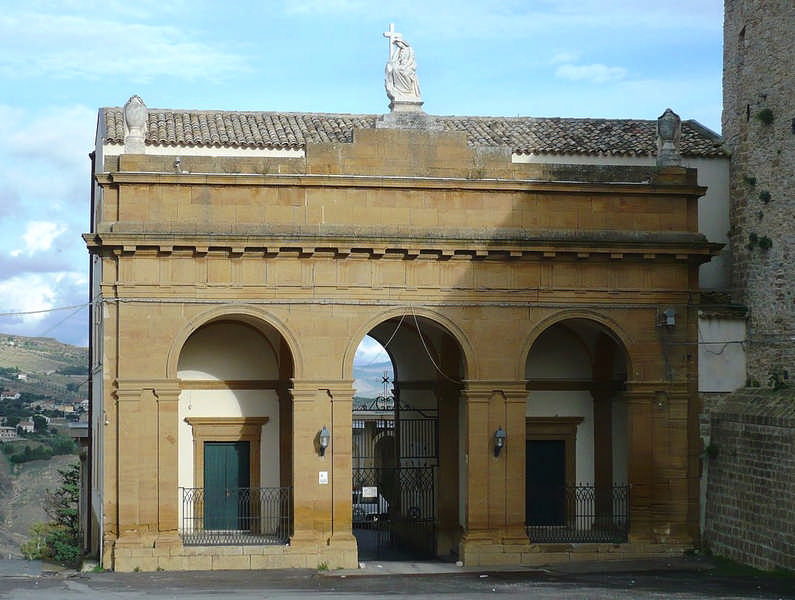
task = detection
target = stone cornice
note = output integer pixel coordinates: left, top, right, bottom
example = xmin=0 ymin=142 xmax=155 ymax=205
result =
xmin=95 ymin=171 xmax=706 ymax=196
xmin=83 ymin=230 xmax=720 ymax=262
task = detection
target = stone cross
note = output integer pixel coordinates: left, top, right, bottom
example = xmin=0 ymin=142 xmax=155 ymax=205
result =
xmin=383 ymin=23 xmax=402 ymax=60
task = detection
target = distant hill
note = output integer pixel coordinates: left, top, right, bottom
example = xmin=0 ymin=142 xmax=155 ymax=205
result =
xmin=0 ymin=334 xmax=88 ymax=403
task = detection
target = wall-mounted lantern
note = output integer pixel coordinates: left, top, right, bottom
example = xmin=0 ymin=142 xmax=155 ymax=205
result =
xmin=658 ymin=307 xmax=676 ymax=328
xmin=493 ymin=426 xmax=506 ymax=457
xmin=318 ymin=425 xmax=330 ymax=457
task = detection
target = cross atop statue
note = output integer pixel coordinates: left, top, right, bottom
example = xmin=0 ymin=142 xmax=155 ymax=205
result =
xmin=382 ymin=23 xmax=423 ymax=112
xmin=383 ymin=23 xmax=402 ymax=60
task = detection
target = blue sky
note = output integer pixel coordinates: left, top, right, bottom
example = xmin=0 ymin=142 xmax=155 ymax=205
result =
xmin=0 ymin=0 xmax=723 ymax=348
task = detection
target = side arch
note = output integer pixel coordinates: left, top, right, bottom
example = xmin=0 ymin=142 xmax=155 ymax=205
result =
xmin=518 ymin=308 xmax=635 ymax=380
xmin=165 ymin=304 xmax=304 ymax=380
xmin=341 ymin=306 xmax=476 ymax=381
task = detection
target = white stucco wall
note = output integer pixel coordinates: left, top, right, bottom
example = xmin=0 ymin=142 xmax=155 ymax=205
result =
xmin=176 ymin=321 xmax=281 ymax=491
xmin=698 ymin=316 xmax=747 ymax=392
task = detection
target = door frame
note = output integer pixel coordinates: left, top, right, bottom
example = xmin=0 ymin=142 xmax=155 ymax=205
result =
xmin=525 ymin=417 xmax=583 ymax=491
xmin=185 ymin=416 xmax=269 ymax=489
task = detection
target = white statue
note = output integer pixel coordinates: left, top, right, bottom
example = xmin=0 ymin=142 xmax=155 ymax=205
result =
xmin=383 ymin=24 xmax=422 ymax=110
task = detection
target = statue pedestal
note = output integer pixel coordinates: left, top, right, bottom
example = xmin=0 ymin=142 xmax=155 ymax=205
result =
xmin=390 ymin=99 xmax=424 ymax=113
xmin=377 ymin=106 xmax=442 ymax=131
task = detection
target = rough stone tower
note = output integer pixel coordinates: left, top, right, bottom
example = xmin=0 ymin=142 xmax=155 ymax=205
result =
xmin=723 ymin=0 xmax=795 ymax=384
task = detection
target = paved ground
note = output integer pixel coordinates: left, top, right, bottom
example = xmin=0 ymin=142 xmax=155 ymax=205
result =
xmin=1 ymin=557 xmax=793 ymax=599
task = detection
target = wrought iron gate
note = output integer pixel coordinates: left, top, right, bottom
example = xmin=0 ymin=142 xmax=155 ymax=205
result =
xmin=352 ymin=466 xmax=436 ymax=559
xmin=352 ymin=410 xmax=438 ymax=560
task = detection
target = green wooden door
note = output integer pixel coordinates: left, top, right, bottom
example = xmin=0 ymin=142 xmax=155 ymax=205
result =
xmin=525 ymin=439 xmax=566 ymax=525
xmin=204 ymin=441 xmax=250 ymax=530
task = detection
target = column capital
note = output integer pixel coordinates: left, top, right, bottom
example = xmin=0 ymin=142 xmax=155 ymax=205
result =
xmin=114 ymin=378 xmax=181 ymax=402
xmin=290 ymin=379 xmax=356 ymax=403
xmin=461 ymin=380 xmax=527 ymax=402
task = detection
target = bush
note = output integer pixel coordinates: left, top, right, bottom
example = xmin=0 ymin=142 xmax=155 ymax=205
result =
xmin=22 ymin=463 xmax=82 ymax=566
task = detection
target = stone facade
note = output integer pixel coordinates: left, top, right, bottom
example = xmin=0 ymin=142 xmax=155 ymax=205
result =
xmin=86 ymin=101 xmax=724 ymax=571
xmin=723 ymin=0 xmax=795 ymax=383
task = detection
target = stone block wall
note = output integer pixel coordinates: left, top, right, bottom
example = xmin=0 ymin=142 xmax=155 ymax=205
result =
xmin=703 ymin=389 xmax=795 ymax=571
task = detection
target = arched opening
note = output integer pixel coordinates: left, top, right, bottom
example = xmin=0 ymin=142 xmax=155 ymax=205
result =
xmin=524 ymin=318 xmax=628 ymax=543
xmin=351 ymin=315 xmax=465 ymax=561
xmin=176 ymin=319 xmax=294 ymax=545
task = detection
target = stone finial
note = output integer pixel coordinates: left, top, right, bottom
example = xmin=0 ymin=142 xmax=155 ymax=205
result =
xmin=123 ymin=95 xmax=148 ymax=153
xmin=383 ymin=24 xmax=423 ymax=113
xmin=656 ymin=108 xmax=682 ymax=167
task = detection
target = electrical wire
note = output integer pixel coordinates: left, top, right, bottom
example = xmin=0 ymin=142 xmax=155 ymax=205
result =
xmin=409 ymin=305 xmax=461 ymax=384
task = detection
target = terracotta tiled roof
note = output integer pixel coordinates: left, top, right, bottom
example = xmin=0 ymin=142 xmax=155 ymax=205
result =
xmin=100 ymin=108 xmax=726 ymax=158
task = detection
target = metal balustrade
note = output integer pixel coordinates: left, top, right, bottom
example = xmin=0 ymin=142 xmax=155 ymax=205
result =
xmin=526 ymin=485 xmax=629 ymax=543
xmin=180 ymin=487 xmax=291 ymax=546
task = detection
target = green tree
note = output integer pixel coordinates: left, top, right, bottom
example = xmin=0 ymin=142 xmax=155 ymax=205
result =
xmin=32 ymin=415 xmax=47 ymax=433
xmin=44 ymin=463 xmax=81 ymax=566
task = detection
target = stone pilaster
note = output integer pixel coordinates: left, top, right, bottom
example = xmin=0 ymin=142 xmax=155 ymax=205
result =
xmin=460 ymin=381 xmax=530 ymax=547
xmin=155 ymin=381 xmax=182 ymax=548
xmin=114 ymin=379 xmax=182 ymax=550
xmin=326 ymin=382 xmax=357 ymax=549
xmin=502 ymin=383 xmax=530 ymax=543
xmin=289 ymin=379 xmax=357 ymax=567
xmin=625 ymin=381 xmax=694 ymax=544
xmin=289 ymin=381 xmax=330 ymax=546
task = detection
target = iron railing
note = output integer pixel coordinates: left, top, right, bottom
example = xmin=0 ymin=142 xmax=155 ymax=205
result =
xmin=526 ymin=485 xmax=629 ymax=543
xmin=180 ymin=487 xmax=291 ymax=546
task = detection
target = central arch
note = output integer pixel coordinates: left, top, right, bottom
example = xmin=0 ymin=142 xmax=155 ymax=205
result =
xmin=349 ymin=310 xmax=468 ymax=561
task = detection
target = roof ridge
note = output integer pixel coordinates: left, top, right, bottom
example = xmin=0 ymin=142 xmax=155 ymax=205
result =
xmin=99 ymin=108 xmax=727 ymax=158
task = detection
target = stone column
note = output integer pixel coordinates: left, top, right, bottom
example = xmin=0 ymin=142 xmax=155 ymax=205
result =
xmin=460 ymin=382 xmax=492 ymax=545
xmin=154 ymin=381 xmax=182 ymax=548
xmin=289 ymin=381 xmax=330 ymax=547
xmin=289 ymin=379 xmax=357 ymax=568
xmin=624 ymin=383 xmax=655 ymax=542
xmin=114 ymin=379 xmax=182 ymax=551
xmin=501 ymin=383 xmax=530 ymax=544
xmin=460 ymin=381 xmax=529 ymax=563
xmin=624 ymin=380 xmax=696 ymax=543
xmin=113 ymin=381 xmax=145 ymax=548
xmin=435 ymin=380 xmax=461 ymax=557
xmin=325 ymin=382 xmax=358 ymax=562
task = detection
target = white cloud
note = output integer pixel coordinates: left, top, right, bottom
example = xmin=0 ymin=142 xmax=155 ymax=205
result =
xmin=354 ymin=335 xmax=390 ymax=365
xmin=555 ymin=63 xmax=628 ymax=84
xmin=0 ymin=271 xmax=87 ymax=344
xmin=0 ymin=12 xmax=252 ymax=83
xmin=0 ymin=274 xmax=58 ymax=324
xmin=550 ymin=51 xmax=580 ymax=65
xmin=16 ymin=222 xmax=68 ymax=256
xmin=4 ymin=104 xmax=96 ymax=171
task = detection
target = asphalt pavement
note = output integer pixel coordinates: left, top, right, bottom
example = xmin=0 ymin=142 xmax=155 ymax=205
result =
xmin=1 ymin=557 xmax=793 ymax=599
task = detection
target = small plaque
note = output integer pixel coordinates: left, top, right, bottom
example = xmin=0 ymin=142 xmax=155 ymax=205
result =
xmin=362 ymin=486 xmax=378 ymax=498
xmin=319 ymin=471 xmax=328 ymax=485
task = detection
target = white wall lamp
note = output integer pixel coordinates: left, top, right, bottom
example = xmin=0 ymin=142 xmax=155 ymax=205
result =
xmin=318 ymin=425 xmax=330 ymax=457
xmin=493 ymin=426 xmax=506 ymax=457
